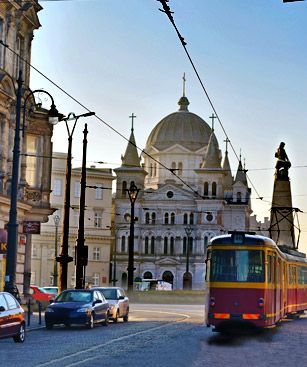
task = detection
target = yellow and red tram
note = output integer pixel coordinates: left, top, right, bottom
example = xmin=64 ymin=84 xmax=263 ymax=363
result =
xmin=205 ymin=232 xmax=307 ymax=331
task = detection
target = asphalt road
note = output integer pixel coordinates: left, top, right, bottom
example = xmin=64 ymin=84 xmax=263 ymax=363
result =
xmin=1 ymin=304 xmax=307 ymax=367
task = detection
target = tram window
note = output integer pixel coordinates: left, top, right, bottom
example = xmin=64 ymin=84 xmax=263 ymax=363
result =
xmin=205 ymin=251 xmax=211 ymax=282
xmin=210 ymin=249 xmax=264 ymax=282
xmin=298 ymin=266 xmax=307 ymax=284
xmin=268 ymin=255 xmax=272 ymax=283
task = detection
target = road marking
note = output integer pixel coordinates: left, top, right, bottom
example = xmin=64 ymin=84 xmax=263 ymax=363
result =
xmin=35 ymin=311 xmax=190 ymax=367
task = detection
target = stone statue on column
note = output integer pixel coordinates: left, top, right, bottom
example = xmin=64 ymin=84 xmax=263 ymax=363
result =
xmin=275 ymin=142 xmax=291 ymax=180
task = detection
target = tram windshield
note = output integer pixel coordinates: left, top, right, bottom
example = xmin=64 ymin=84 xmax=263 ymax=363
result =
xmin=209 ymin=250 xmax=265 ymax=282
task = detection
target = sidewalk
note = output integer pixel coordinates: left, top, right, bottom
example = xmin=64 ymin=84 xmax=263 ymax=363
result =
xmin=25 ymin=312 xmax=45 ymax=331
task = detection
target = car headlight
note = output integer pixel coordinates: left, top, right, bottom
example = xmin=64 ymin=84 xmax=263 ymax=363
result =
xmin=77 ymin=307 xmax=90 ymax=313
xmin=45 ymin=307 xmax=54 ymax=313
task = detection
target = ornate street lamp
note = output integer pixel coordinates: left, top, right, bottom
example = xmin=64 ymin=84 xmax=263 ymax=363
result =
xmin=184 ymin=226 xmax=193 ymax=290
xmin=4 ymin=72 xmax=61 ymax=299
xmin=56 ymin=111 xmax=95 ymax=293
xmin=127 ymin=182 xmax=140 ymax=292
xmin=53 ymin=215 xmax=60 ymax=287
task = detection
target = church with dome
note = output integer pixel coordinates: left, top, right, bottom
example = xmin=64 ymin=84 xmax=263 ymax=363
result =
xmin=113 ymin=89 xmax=259 ymax=290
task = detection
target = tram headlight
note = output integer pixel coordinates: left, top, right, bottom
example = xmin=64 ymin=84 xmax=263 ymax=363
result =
xmin=210 ymin=297 xmax=215 ymax=307
xmin=258 ymin=298 xmax=264 ymax=308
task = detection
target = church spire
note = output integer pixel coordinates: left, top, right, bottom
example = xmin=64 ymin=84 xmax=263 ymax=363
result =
xmin=178 ymin=73 xmax=190 ymax=111
xmin=234 ymin=153 xmax=248 ymax=185
xmin=201 ymin=131 xmax=221 ymax=169
xmin=121 ymin=114 xmax=141 ymax=167
xmin=222 ymin=138 xmax=233 ymax=186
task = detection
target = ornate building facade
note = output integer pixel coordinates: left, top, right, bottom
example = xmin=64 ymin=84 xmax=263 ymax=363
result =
xmin=114 ymin=92 xmax=265 ymax=290
xmin=0 ymin=1 xmax=55 ymax=293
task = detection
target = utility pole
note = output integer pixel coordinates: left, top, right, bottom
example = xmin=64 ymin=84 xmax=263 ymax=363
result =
xmin=75 ymin=124 xmax=88 ymax=289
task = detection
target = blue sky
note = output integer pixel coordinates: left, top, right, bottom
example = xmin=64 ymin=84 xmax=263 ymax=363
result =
xmin=31 ymin=0 xmax=307 ymax=249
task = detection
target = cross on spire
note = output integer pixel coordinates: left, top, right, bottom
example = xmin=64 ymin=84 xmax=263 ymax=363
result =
xmin=129 ymin=113 xmax=137 ymax=131
xmin=182 ymin=72 xmax=186 ymax=97
xmin=224 ymin=137 xmax=230 ymax=153
xmin=209 ymin=113 xmax=217 ymax=132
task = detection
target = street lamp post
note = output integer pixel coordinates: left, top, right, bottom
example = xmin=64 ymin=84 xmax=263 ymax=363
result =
xmin=56 ymin=112 xmax=95 ymax=293
xmin=127 ymin=183 xmax=140 ymax=292
xmin=4 ymin=71 xmax=60 ymax=299
xmin=184 ymin=226 xmax=193 ymax=290
xmin=53 ymin=215 xmax=60 ymax=287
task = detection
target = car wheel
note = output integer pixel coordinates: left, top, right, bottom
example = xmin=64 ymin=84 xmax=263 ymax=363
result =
xmin=46 ymin=323 xmax=53 ymax=330
xmin=103 ymin=312 xmax=109 ymax=326
xmin=123 ymin=313 xmax=129 ymax=322
xmin=87 ymin=313 xmax=94 ymax=329
xmin=13 ymin=323 xmax=25 ymax=343
xmin=113 ymin=310 xmax=119 ymax=323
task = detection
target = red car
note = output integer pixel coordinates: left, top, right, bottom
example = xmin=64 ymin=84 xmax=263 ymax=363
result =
xmin=30 ymin=286 xmax=55 ymax=302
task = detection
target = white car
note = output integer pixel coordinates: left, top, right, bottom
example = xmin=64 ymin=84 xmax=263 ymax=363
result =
xmin=93 ymin=287 xmax=129 ymax=323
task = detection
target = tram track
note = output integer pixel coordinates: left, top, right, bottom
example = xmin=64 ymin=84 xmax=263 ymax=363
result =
xmin=33 ymin=310 xmax=191 ymax=367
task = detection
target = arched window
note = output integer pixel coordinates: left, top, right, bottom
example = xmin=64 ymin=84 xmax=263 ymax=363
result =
xmin=204 ymin=236 xmax=208 ymax=254
xmin=122 ymin=181 xmax=127 ymax=197
xmin=143 ymin=271 xmax=153 ymax=279
xmin=121 ymin=236 xmax=126 ymax=252
xmin=164 ymin=237 xmax=168 ymax=254
xmin=237 ymin=192 xmax=242 ymax=203
xmin=151 ymin=212 xmax=156 ymax=225
xmin=144 ymin=237 xmax=149 ymax=254
xmin=171 ymin=212 xmax=175 ymax=225
xmin=164 ymin=212 xmax=169 ymax=225
xmin=171 ymin=162 xmax=176 ymax=171
xmin=170 ymin=237 xmax=174 ymax=255
xmin=212 ymin=182 xmax=217 ymax=197
xmin=183 ymin=213 xmax=188 ymax=224
xmin=151 ymin=237 xmax=155 ymax=254
xmin=204 ymin=182 xmax=209 ymax=197
xmin=183 ymin=237 xmax=187 ymax=254
xmin=189 ymin=212 xmax=194 ymax=225
xmin=145 ymin=212 xmax=150 ymax=224
xmin=189 ymin=237 xmax=193 ymax=254
xmin=178 ymin=162 xmax=183 ymax=175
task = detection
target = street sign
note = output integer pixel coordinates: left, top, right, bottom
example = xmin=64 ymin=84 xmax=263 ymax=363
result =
xmin=23 ymin=221 xmax=41 ymax=234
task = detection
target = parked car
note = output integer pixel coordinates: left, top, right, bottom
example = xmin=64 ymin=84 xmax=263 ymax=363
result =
xmin=45 ymin=289 xmax=110 ymax=329
xmin=30 ymin=286 xmax=55 ymax=303
xmin=0 ymin=292 xmax=25 ymax=343
xmin=92 ymin=287 xmax=129 ymax=323
xmin=42 ymin=286 xmax=58 ymax=296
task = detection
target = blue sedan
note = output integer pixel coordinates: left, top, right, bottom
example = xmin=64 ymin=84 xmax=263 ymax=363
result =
xmin=45 ymin=289 xmax=110 ymax=329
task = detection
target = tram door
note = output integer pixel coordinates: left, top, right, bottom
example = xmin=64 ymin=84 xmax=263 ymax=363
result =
xmin=275 ymin=258 xmax=281 ymax=322
xmin=282 ymin=262 xmax=287 ymax=315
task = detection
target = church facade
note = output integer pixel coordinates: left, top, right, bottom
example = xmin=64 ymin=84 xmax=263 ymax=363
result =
xmin=113 ymin=92 xmax=260 ymax=290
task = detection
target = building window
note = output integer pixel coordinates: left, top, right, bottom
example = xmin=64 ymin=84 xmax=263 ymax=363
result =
xmin=122 ymin=181 xmax=127 ymax=197
xmin=189 ymin=212 xmax=194 ymax=225
xmin=183 ymin=237 xmax=187 ymax=255
xmin=151 ymin=237 xmax=155 ymax=254
xmin=170 ymin=237 xmax=174 ymax=255
xmin=153 ymin=163 xmax=157 ymax=177
xmin=145 ymin=237 xmax=149 ymax=254
xmin=212 ymin=182 xmax=217 ymax=197
xmin=71 ymin=275 xmax=76 ymax=288
xmin=150 ymin=163 xmax=153 ymax=177
xmin=53 ymin=179 xmax=62 ymax=196
xmin=171 ymin=212 xmax=175 ymax=225
xmin=121 ymin=236 xmax=126 ymax=252
xmin=143 ymin=271 xmax=153 ymax=279
xmin=15 ymin=35 xmax=25 ymax=78
xmin=171 ymin=162 xmax=176 ymax=171
xmin=32 ymin=244 xmax=38 ymax=258
xmin=164 ymin=237 xmax=168 ymax=255
xmin=73 ymin=210 xmax=79 ymax=227
xmin=93 ymin=247 xmax=101 ymax=261
xmin=178 ymin=162 xmax=183 ymax=175
xmin=151 ymin=212 xmax=156 ymax=225
xmin=204 ymin=236 xmax=208 ymax=251
xmin=237 ymin=192 xmax=242 ymax=203
xmin=26 ymin=135 xmax=40 ymax=187
xmin=164 ymin=213 xmax=169 ymax=225
xmin=95 ymin=184 xmax=103 ymax=199
xmin=94 ymin=211 xmax=103 ymax=228
xmin=204 ymin=182 xmax=209 ymax=197
xmin=74 ymin=181 xmax=80 ymax=198
xmin=145 ymin=212 xmax=150 ymax=224
xmin=183 ymin=213 xmax=188 ymax=225
xmin=93 ymin=273 xmax=100 ymax=286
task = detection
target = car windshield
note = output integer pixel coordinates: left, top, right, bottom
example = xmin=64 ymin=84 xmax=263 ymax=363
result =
xmin=37 ymin=287 xmax=49 ymax=293
xmin=100 ymin=289 xmax=117 ymax=300
xmin=56 ymin=291 xmax=92 ymax=303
